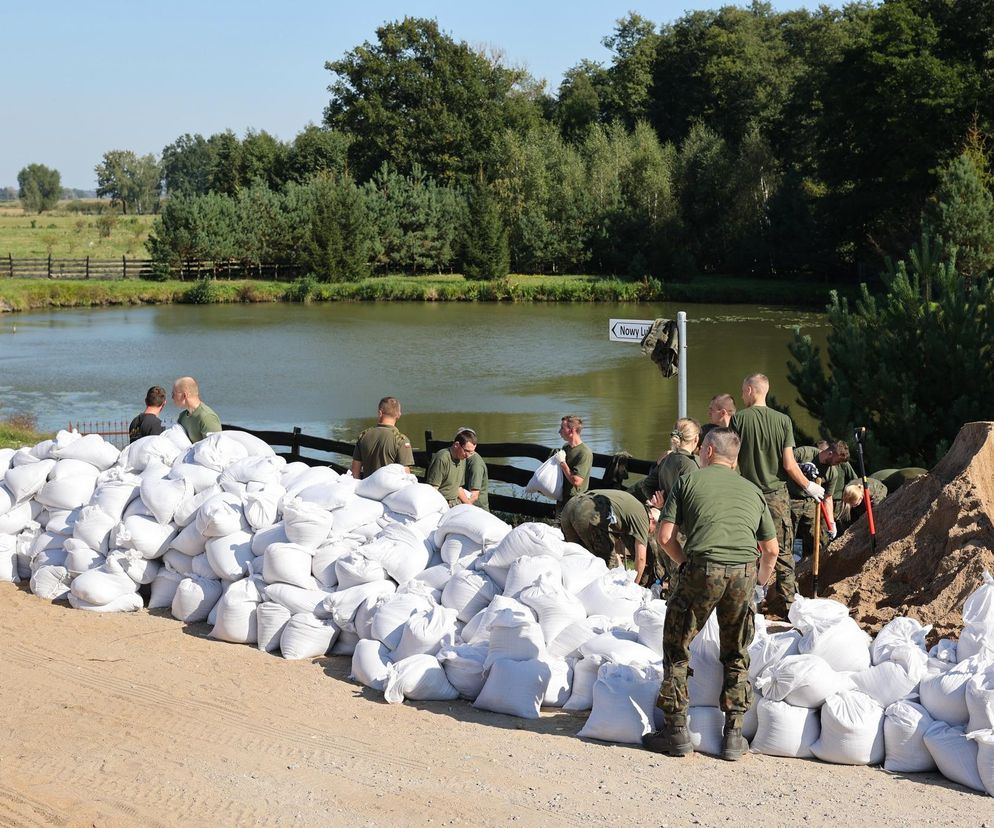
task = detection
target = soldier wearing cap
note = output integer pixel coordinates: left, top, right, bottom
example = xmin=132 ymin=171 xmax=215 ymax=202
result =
xmin=350 ymin=396 xmax=415 ymax=479
xmin=644 ymin=426 xmax=778 ymax=761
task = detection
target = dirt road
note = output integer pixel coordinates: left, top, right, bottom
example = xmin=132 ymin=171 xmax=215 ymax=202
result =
xmin=0 ymin=583 xmax=984 ymax=827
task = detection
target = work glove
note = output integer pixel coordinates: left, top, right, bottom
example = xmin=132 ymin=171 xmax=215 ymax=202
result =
xmin=804 ymin=480 xmax=826 ymax=502
xmin=827 ymin=523 xmax=837 ymax=541
xmin=554 ymin=449 xmax=567 ymax=464
xmin=799 ymin=461 xmax=819 ymax=481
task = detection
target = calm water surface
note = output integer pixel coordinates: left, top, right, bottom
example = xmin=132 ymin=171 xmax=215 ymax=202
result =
xmin=0 ymin=302 xmax=828 ymax=461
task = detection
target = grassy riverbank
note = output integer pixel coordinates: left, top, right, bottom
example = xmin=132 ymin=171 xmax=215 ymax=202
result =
xmin=0 ymin=272 xmax=845 ymax=313
xmin=0 ymin=416 xmax=48 ymax=450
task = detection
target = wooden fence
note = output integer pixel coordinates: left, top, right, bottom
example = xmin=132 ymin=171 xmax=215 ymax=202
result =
xmin=3 ymin=256 xmax=305 ymax=281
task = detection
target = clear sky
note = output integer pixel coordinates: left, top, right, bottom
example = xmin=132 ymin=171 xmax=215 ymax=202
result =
xmin=1 ymin=0 xmax=843 ymax=190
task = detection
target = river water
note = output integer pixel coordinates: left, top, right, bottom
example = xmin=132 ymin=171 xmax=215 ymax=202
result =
xmin=0 ymin=302 xmax=828 ymax=460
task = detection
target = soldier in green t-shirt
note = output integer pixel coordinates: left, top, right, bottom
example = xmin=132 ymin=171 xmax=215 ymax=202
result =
xmin=555 ymin=415 xmax=593 ymax=511
xmin=645 ymin=426 xmax=778 ymax=762
xmin=788 ymin=440 xmax=849 ymax=558
xmin=425 ymin=428 xmax=480 ymax=507
xmin=350 ymin=397 xmax=415 ymax=479
xmin=464 ymin=450 xmax=490 ymax=511
xmin=172 ymin=376 xmax=222 ymax=443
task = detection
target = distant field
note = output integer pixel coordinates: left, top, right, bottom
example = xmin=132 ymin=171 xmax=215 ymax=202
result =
xmin=0 ymin=202 xmax=155 ymax=258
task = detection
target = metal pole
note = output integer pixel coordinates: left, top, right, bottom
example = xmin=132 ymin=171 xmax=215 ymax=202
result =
xmin=677 ymin=311 xmax=687 ymax=418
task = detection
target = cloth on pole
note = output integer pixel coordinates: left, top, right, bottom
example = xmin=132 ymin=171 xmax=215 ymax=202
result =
xmin=640 ymin=319 xmax=679 ymax=378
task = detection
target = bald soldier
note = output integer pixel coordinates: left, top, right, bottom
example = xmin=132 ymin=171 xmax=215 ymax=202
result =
xmin=730 ymin=373 xmax=824 ymax=617
xmin=172 ymin=376 xmax=222 ymax=443
xmin=350 ymin=396 xmax=415 ymax=479
xmin=644 ymin=427 xmax=778 ymax=761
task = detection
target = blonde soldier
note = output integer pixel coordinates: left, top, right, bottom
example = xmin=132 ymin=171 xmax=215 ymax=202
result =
xmin=651 ymin=418 xmax=702 ymax=594
xmin=350 ymin=396 xmax=415 ymax=479
xmin=172 ymin=377 xmax=221 ymax=443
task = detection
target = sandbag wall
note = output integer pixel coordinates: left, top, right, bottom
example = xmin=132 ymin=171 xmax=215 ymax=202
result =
xmin=2 ymin=427 xmax=994 ymax=797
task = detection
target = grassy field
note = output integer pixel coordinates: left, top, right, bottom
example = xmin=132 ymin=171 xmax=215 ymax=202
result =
xmin=0 ymin=415 xmax=48 ymax=450
xmin=0 ymin=202 xmax=155 ymax=259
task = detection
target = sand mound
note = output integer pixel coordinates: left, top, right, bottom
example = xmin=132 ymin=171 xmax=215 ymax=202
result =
xmin=799 ymin=421 xmax=994 ymax=640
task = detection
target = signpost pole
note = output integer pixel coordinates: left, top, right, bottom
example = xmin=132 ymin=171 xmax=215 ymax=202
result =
xmin=677 ymin=311 xmax=687 ymax=418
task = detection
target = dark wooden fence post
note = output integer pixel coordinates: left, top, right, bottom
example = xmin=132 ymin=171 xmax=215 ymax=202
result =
xmin=85 ymin=256 xmax=90 ymax=279
xmin=7 ymin=253 xmax=12 ymax=278
xmin=47 ymin=254 xmax=52 ymax=279
xmin=122 ymin=255 xmax=127 ymax=280
xmin=291 ymin=427 xmax=302 ymax=461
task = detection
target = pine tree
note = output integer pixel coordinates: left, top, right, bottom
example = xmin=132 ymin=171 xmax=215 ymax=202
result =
xmin=461 ymin=176 xmax=510 ymax=280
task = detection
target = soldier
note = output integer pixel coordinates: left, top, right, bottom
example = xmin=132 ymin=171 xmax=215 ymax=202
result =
xmin=644 ymin=427 xmax=778 ymax=761
xmin=788 ymin=440 xmax=849 ymax=557
xmin=129 ymin=385 xmax=166 ymax=442
xmin=700 ymin=393 xmax=736 ymax=442
xmin=652 ymin=418 xmax=702 ymax=595
xmin=350 ymin=396 xmax=415 ymax=479
xmin=425 ymin=428 xmax=478 ymax=507
xmin=555 ymin=415 xmax=593 ymax=511
xmin=559 ymin=488 xmax=655 ymax=585
xmin=838 ymin=477 xmax=888 ymax=532
xmin=464 ymin=447 xmax=490 ymax=511
xmin=172 ymin=377 xmax=222 ymax=443
xmin=730 ymin=373 xmax=824 ymax=617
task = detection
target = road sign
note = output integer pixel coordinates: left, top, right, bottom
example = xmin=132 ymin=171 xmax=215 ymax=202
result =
xmin=608 ymin=318 xmax=653 ymax=342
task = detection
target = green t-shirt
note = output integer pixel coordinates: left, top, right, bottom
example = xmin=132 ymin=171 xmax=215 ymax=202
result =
xmin=465 ymin=453 xmax=490 ymax=511
xmin=559 ymin=442 xmax=593 ymax=504
xmin=627 ymin=462 xmax=660 ymax=502
xmin=787 ymin=446 xmax=844 ymax=501
xmin=598 ymin=489 xmax=650 ymax=546
xmin=353 ymin=424 xmax=415 ymax=478
xmin=661 ymin=464 xmax=776 ymax=564
xmin=425 ymin=448 xmax=465 ymax=505
xmin=657 ymin=448 xmax=701 ymax=498
xmin=730 ymin=405 xmax=795 ymax=494
xmin=177 ymin=402 xmax=222 ymax=443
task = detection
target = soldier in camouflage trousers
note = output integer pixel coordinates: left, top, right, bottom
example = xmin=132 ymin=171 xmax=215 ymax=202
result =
xmin=764 ymin=487 xmax=795 ymax=616
xmin=643 ymin=427 xmax=779 ymax=762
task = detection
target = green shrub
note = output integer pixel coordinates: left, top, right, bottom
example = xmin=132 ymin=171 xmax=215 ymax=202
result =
xmin=283 ymin=274 xmax=318 ymax=302
xmin=183 ymin=276 xmax=222 ymax=304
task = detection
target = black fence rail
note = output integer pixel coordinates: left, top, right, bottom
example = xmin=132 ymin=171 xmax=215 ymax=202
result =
xmin=3 ymin=255 xmax=304 ymax=281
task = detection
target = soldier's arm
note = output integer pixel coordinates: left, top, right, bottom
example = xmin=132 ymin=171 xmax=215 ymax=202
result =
xmin=458 ymin=487 xmax=479 ymax=505
xmin=656 ymin=520 xmax=687 ymax=566
xmin=633 ymin=541 xmax=647 ymax=584
xmin=350 ymin=460 xmax=362 ymax=479
xmin=758 ymin=538 xmax=779 ymax=586
xmin=824 ymin=495 xmax=835 ymax=528
xmin=782 ymin=446 xmax=810 ymax=490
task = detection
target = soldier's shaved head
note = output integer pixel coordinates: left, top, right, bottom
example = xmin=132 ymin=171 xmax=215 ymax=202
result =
xmin=743 ymin=374 xmax=770 ymax=395
xmin=173 ymin=376 xmax=199 ymax=397
xmin=701 ymin=427 xmax=740 ymax=464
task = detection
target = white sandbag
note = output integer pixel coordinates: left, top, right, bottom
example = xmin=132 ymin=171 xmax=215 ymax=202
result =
xmin=919 ymin=652 xmax=994 ymax=726
xmin=188 ymin=432 xmax=248 ymax=470
xmin=383 ymin=654 xmax=459 ymax=703
xmin=487 ymin=522 xmax=564 ymax=568
xmin=191 ymin=552 xmax=219 ymax=581
xmin=755 ymin=654 xmax=854 ymax=709
xmin=72 ymin=505 xmax=116 ymax=555
xmin=871 ymin=616 xmax=931 ymax=666
xmin=851 ymin=658 xmax=922 ymax=708
xmin=578 ymin=630 xmax=658 ymax=669
xmin=53 ymin=434 xmax=119 ymax=470
xmin=195 ymin=493 xmax=248 ymax=538
xmin=214 ymin=429 xmax=274 ymax=458
xmin=30 ymin=565 xmax=72 ymax=600
xmin=282 ymin=462 xmax=334 ymax=494
xmin=548 ymin=617 xmax=604 ymax=659
xmin=44 ymin=507 xmax=80 ymax=537
xmin=966 ymin=670 xmax=994 ymax=732
xmin=355 ymin=463 xmax=417 ymax=501
xmin=0 ymin=534 xmax=18 ymax=583
xmin=810 ymin=690 xmax=885 ymax=765
xmin=472 ymin=657 xmax=552 ymax=719
xmin=148 ymin=566 xmax=185 ymax=609
xmin=139 ymin=474 xmax=189 ymax=526
xmin=210 ymin=575 xmax=264 ymax=644
xmin=251 ymin=522 xmax=290 ymax=557
xmin=109 ymin=550 xmax=160 ymax=585
xmin=15 ymin=523 xmax=42 ymax=578
xmin=70 ymin=556 xmax=138 ymax=605
xmin=687 ymin=706 xmax=726 ymax=756
xmin=441 ymin=568 xmax=497 ymax=623
xmin=323 ymin=580 xmax=397 ymax=627
xmin=162 ymin=549 xmax=195 ymax=576
xmin=350 ymin=638 xmax=393 ymax=691
xmin=502 ymin=555 xmax=562 ymax=602
xmin=169 ymin=463 xmax=221 ymax=498
xmin=0 ymin=448 xmax=14 ymax=473
xmin=266 ymin=582 xmax=336 ymax=618
xmin=31 ymin=540 xmax=67 ymax=572
xmin=113 ymin=514 xmax=176 ymax=560
xmin=168 ymin=521 xmax=208 ymax=558
xmin=171 ymin=575 xmax=224 ymax=623
xmin=563 ymin=655 xmax=603 ymax=711
xmin=174 ymin=484 xmax=226 ymax=530
xmin=50 ymin=458 xmax=101 ymax=482
xmin=369 ymin=592 xmax=436 ymax=650
xmin=361 ymin=524 xmax=432 ymax=584
xmin=433 ymin=503 xmax=511 ymax=548
xmin=634 ymin=600 xmax=668 ymax=656
xmin=392 ymin=603 xmax=459 ymax=661
xmin=751 ymin=698 xmax=820 ymax=758
xmin=263 ymin=542 xmax=317 ymax=588
xmin=256 ymin=601 xmax=292 ymax=652
xmin=119 ymin=433 xmax=182 ymax=473
xmin=798 ymin=615 xmax=872 ymax=673
xmin=383 ymin=483 xmax=447 ymax=520
xmin=923 ymin=721 xmax=984 ymax=792
xmin=0 ymin=502 xmax=35 ymax=536
xmin=332 ymin=495 xmax=386 ymax=535
xmin=5 ymin=458 xmax=56 ymax=501
xmin=295 ymin=479 xmax=353 ymax=512
xmin=0 ymin=484 xmax=16 ymax=518
xmin=68 ymin=592 xmax=144 ymax=613
xmin=35 ymin=475 xmax=96 ymax=511
xmin=311 ymin=539 xmax=357 ymax=588
xmin=204 ymin=530 xmax=256 ymax=581
xmin=883 ymin=701 xmax=937 ymax=773
xmin=966 ymin=729 xmax=994 ymax=797
xmin=689 ymin=611 xmax=723 ymax=707
xmin=787 ymin=594 xmax=850 ymax=634
xmin=524 ymin=456 xmax=563 ymax=501
xmin=963 ymin=570 xmax=994 ymax=630
xmin=242 ymin=484 xmax=284 ymax=530
xmin=282 ymin=497 xmax=334 ymax=550
xmin=89 ymin=469 xmax=141 ymax=522
xmin=748 ymin=628 xmax=801 ymax=682
xmin=439 ymin=533 xmax=483 ymax=570
xmin=461 ymin=596 xmax=535 ymax=645
xmin=484 ymin=609 xmax=547 ymax=667
xmin=330 ymin=628 xmax=360 ymax=656
xmin=577 ymin=663 xmax=662 ymax=743
xmin=437 ymin=642 xmax=489 ymax=700
xmin=578 ymin=568 xmax=645 ymax=624
xmin=958 ymin=625 xmax=994 ymax=663
xmin=220 ymin=454 xmax=283 ymax=485
xmin=280 ymin=612 xmax=339 ymax=660
xmin=541 ymin=656 xmax=574 ymax=707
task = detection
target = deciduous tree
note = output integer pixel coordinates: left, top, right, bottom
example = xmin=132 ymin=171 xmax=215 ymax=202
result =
xmin=17 ymin=163 xmax=61 ymax=213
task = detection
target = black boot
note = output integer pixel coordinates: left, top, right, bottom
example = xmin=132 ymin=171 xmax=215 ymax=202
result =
xmin=720 ymin=718 xmax=748 ymax=762
xmin=642 ymin=720 xmax=693 ymax=757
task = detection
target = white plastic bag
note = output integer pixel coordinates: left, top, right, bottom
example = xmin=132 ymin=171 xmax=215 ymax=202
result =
xmin=437 ymin=642 xmax=489 ymax=700
xmin=687 ymin=706 xmax=726 ymax=756
xmin=883 ymin=701 xmax=936 ymax=773
xmin=171 ymin=575 xmax=223 ymax=623
xmin=264 ymin=542 xmax=317 ymax=588
xmin=441 ymin=568 xmax=497 ymax=623
xmin=256 ymin=601 xmax=292 ymax=653
xmin=355 ymin=464 xmax=417 ymax=501
xmin=524 ymin=456 xmax=563 ymax=501
xmin=280 ymin=613 xmax=339 ymax=660
xmin=382 ymin=483 xmax=447 ymax=520
xmin=755 ymin=654 xmax=854 ymax=709
xmin=473 ymin=658 xmax=553 ymax=719
xmin=383 ymin=654 xmax=459 ymax=703
xmin=282 ymin=497 xmax=335 ymax=550
xmin=519 ymin=572 xmax=586 ymax=644
xmin=810 ymin=690 xmax=885 ymax=765
xmin=798 ymin=616 xmax=872 ymax=673
xmin=751 ymin=697 xmax=821 ymax=758
xmin=350 ymin=639 xmax=393 ymax=690
xmin=577 ymin=663 xmax=662 ymax=743
xmin=923 ymin=721 xmax=984 ymax=792
xmin=70 ymin=557 xmax=139 ymax=605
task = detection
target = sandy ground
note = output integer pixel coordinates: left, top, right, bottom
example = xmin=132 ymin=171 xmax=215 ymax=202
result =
xmin=0 ymin=582 xmax=987 ymax=828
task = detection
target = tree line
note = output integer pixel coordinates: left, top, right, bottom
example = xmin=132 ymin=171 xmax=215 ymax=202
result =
xmin=14 ymin=3 xmax=994 ymax=284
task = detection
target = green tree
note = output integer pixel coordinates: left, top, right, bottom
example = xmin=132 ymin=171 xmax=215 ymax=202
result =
xmin=299 ymin=175 xmax=374 ymax=281
xmin=147 ymin=192 xmax=240 ymax=267
xmin=161 ymin=133 xmax=212 ymax=196
xmin=674 ymin=122 xmax=734 ymax=271
xmin=461 ymin=175 xmax=509 ymax=280
xmin=16 ymin=163 xmax=61 ymax=213
xmin=324 ymin=17 xmax=521 ymax=183
xmin=555 ymin=63 xmax=604 ymax=144
xmin=235 ymin=182 xmax=294 ymax=266
xmin=924 ymin=148 xmax=994 ymax=281
xmin=787 ymin=235 xmax=994 ymax=468
xmin=284 ymin=125 xmax=351 ymax=184
xmin=239 ymin=129 xmax=288 ymax=191
xmin=95 ymin=150 xmax=162 ymax=214
xmin=600 ymin=13 xmax=660 ymax=128
xmin=206 ymin=131 xmax=243 ymax=196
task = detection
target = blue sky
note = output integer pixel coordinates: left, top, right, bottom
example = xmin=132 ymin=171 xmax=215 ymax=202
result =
xmin=2 ymin=0 xmax=843 ymax=189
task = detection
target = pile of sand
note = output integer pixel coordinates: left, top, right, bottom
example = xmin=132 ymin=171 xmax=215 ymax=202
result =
xmin=799 ymin=421 xmax=994 ymax=641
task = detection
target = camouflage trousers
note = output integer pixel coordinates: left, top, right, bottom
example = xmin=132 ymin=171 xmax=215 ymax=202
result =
xmin=764 ymin=488 xmax=795 ymax=616
xmin=790 ymin=497 xmax=828 ymax=559
xmin=656 ymin=558 xmax=758 ymax=726
xmin=559 ymin=494 xmax=625 ymax=569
